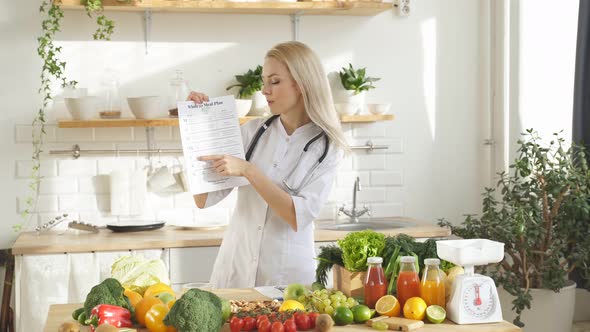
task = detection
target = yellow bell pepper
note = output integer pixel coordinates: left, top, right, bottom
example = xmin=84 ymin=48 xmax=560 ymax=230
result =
xmin=145 ymin=303 xmax=177 ymax=332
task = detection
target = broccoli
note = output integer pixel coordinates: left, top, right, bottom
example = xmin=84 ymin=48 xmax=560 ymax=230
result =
xmin=83 ymin=278 xmax=134 ymax=318
xmin=164 ymin=288 xmax=223 ymax=332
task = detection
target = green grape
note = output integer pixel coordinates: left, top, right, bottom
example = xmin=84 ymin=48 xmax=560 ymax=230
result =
xmin=320 ymin=293 xmax=329 ymax=299
xmin=323 ymin=299 xmax=331 ymax=306
xmin=324 ymin=305 xmax=334 ymax=315
xmin=320 ymin=289 xmax=328 ymax=294
xmin=334 ymin=291 xmax=344 ymax=297
xmin=332 ymin=300 xmax=342 ymax=308
xmin=330 ymin=295 xmax=339 ymax=302
xmin=372 ymin=321 xmax=388 ymax=331
xmin=346 ymin=297 xmax=356 ymax=306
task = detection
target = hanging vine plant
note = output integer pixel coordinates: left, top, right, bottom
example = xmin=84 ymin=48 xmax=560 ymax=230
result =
xmin=19 ymin=0 xmax=116 ymax=232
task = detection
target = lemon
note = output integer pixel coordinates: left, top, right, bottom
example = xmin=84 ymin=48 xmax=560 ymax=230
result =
xmin=279 ymin=299 xmax=305 ymax=312
xmin=375 ymin=295 xmax=401 ymax=317
xmin=426 ymin=305 xmax=446 ymax=324
xmin=402 ymin=297 xmax=427 ymax=320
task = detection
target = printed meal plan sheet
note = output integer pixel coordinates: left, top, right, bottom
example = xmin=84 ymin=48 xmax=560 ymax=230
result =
xmin=178 ymin=95 xmax=249 ymax=195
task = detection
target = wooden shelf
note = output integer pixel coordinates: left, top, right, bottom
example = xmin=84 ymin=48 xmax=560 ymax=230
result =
xmin=340 ymin=114 xmax=394 ymax=122
xmin=57 ymin=114 xmax=393 ymax=128
xmin=57 ymin=117 xmax=257 ymax=128
xmin=58 ymin=0 xmax=393 ymax=16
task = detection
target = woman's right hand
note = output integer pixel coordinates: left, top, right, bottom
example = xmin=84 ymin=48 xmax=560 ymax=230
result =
xmin=187 ymin=91 xmax=210 ymax=103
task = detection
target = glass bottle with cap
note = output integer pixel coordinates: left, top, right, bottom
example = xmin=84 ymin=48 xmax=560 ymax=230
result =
xmin=420 ymin=258 xmax=445 ymax=308
xmin=396 ymin=255 xmax=420 ymax=311
xmin=364 ymin=256 xmax=388 ymax=309
xmin=168 ymin=69 xmax=190 ymax=117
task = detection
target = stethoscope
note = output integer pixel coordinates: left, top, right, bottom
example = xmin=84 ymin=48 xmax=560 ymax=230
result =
xmin=245 ymin=115 xmax=329 ymax=194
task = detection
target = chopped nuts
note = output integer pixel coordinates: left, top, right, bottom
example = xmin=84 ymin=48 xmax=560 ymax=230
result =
xmin=229 ymin=299 xmax=281 ymax=314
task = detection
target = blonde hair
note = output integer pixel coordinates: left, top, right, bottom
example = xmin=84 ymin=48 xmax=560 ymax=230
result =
xmin=265 ymin=41 xmax=350 ymax=154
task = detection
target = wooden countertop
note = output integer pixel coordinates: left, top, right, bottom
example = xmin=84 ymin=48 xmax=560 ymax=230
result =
xmin=13 ymin=222 xmax=451 ymax=255
xmin=45 ymin=289 xmax=519 ymax=332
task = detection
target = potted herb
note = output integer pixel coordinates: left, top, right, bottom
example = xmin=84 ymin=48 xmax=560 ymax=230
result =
xmin=439 ymin=129 xmax=590 ymax=329
xmin=226 ymin=65 xmax=267 ymax=117
xmin=338 ymin=64 xmax=380 ymax=115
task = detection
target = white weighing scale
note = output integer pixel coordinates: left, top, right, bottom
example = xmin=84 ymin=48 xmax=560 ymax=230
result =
xmin=436 ymin=239 xmax=505 ymax=324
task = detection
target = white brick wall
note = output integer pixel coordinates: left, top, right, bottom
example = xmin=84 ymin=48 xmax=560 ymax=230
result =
xmin=12 ymin=120 xmax=404 ymax=227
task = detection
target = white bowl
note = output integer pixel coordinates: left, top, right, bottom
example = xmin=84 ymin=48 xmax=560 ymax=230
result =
xmin=334 ymin=103 xmax=357 ymax=116
xmin=235 ymin=99 xmax=253 ymax=118
xmin=65 ymin=96 xmax=99 ymax=120
xmin=127 ymin=96 xmax=163 ymax=119
xmin=368 ymin=103 xmax=391 ymax=115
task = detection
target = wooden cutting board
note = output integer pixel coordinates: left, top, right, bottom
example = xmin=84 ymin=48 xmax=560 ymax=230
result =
xmin=367 ymin=315 xmax=425 ymax=331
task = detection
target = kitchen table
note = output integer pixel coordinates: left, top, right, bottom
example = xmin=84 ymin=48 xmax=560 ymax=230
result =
xmin=21 ymin=222 xmax=451 ymax=332
xmin=45 ymin=289 xmax=521 ymax=332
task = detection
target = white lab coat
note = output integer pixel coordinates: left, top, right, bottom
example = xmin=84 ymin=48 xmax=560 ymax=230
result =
xmin=205 ymin=117 xmax=342 ymax=288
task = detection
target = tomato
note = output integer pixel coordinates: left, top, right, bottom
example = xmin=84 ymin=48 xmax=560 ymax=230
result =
xmin=230 ymin=317 xmax=244 ymax=332
xmin=308 ymin=312 xmax=319 ymax=329
xmin=145 ymin=303 xmax=177 ymax=332
xmin=135 ymin=295 xmax=164 ymax=326
xmin=242 ymin=316 xmax=256 ymax=331
xmin=295 ymin=312 xmax=311 ymax=330
xmin=270 ymin=321 xmax=284 ymax=332
xmin=258 ymin=320 xmax=272 ymax=332
xmin=283 ymin=318 xmax=297 ymax=332
xmin=257 ymin=315 xmax=269 ymax=329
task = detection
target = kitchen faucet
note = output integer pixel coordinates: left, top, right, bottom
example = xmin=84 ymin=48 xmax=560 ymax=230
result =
xmin=339 ymin=176 xmax=371 ymax=223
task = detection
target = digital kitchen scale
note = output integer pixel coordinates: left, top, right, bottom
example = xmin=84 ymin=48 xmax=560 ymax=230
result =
xmin=436 ymin=239 xmax=505 ymax=324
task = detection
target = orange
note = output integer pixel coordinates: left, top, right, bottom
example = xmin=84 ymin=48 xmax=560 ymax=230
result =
xmin=167 ymin=299 xmax=176 ymax=310
xmin=144 ymin=283 xmax=174 ymax=298
xmin=124 ymin=288 xmax=143 ymax=308
xmin=403 ymin=297 xmax=427 ymax=320
xmin=375 ymin=295 xmax=401 ymax=317
xmin=135 ymin=295 xmax=164 ymax=326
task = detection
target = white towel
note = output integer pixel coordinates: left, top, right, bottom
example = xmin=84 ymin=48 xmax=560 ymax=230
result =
xmin=110 ymin=169 xmax=147 ymax=216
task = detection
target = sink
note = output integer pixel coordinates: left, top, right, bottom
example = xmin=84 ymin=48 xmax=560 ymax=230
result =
xmin=315 ymin=217 xmax=416 ymax=231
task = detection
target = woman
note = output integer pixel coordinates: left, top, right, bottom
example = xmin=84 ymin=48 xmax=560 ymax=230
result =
xmin=189 ymin=41 xmax=349 ymax=288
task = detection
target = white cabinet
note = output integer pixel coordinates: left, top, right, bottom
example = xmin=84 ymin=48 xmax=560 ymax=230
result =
xmin=168 ymin=246 xmax=219 ymax=292
xmin=14 ymin=249 xmax=168 ymax=332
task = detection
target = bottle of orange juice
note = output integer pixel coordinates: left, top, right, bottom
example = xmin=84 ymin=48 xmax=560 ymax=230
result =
xmin=420 ymin=258 xmax=445 ymax=308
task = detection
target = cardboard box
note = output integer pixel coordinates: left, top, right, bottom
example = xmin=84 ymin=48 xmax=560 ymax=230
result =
xmin=332 ymin=264 xmax=366 ymax=298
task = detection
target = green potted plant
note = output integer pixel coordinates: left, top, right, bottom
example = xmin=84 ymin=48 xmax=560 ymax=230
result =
xmin=439 ymin=129 xmax=590 ymax=330
xmin=337 ymin=63 xmax=380 ymax=115
xmin=226 ymin=65 xmax=267 ymax=117
xmin=21 ymin=1 xmax=116 ymax=232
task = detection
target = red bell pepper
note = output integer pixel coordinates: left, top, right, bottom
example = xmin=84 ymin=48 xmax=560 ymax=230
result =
xmin=87 ymin=304 xmax=133 ymax=331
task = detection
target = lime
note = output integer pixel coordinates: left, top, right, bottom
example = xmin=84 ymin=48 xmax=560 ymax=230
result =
xmin=370 ymin=309 xmax=376 ymax=318
xmin=221 ymin=299 xmax=231 ymax=321
xmin=372 ymin=321 xmax=388 ymax=331
xmin=332 ymin=306 xmax=354 ymax=325
xmin=351 ymin=305 xmax=372 ymax=323
xmin=426 ymin=305 xmax=446 ymax=324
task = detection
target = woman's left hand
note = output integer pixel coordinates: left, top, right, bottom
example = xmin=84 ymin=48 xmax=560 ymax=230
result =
xmin=199 ymin=155 xmax=250 ymax=177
